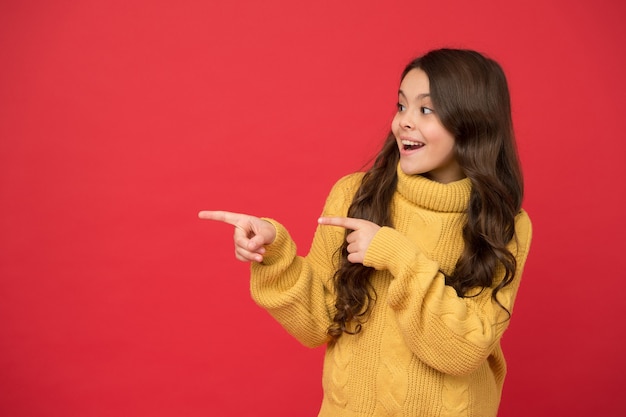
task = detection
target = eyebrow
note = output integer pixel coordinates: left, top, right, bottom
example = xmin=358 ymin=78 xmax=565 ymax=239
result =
xmin=398 ymin=90 xmax=430 ymax=100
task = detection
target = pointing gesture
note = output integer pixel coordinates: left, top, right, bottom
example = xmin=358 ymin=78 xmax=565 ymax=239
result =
xmin=198 ymin=210 xmax=276 ymax=263
xmin=318 ymin=217 xmax=381 ymax=264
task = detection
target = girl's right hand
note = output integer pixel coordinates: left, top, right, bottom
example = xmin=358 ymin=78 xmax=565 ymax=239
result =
xmin=198 ymin=210 xmax=277 ymax=263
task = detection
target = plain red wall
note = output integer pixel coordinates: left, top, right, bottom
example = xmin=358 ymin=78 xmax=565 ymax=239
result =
xmin=1 ymin=0 xmax=625 ymax=416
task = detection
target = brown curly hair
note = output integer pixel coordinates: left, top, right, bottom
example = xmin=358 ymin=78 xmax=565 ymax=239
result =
xmin=327 ymin=49 xmax=523 ymax=343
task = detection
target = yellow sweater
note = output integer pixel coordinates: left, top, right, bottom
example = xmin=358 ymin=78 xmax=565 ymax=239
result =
xmin=250 ymin=165 xmax=532 ymax=417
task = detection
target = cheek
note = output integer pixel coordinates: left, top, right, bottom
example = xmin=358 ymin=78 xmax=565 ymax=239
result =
xmin=427 ymin=126 xmax=456 ymax=150
xmin=440 ymin=138 xmax=458 ymax=161
xmin=390 ymin=116 xmax=399 ymax=133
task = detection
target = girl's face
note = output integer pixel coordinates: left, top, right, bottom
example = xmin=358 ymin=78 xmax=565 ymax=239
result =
xmin=392 ymin=68 xmax=465 ymax=184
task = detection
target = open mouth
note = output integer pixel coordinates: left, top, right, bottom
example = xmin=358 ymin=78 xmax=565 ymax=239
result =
xmin=402 ymin=139 xmax=424 ymax=151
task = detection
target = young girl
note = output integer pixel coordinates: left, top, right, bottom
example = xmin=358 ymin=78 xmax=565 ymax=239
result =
xmin=199 ymin=48 xmax=532 ymax=417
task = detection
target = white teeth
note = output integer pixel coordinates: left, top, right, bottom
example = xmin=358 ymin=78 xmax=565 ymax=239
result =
xmin=402 ymin=139 xmax=424 ymax=146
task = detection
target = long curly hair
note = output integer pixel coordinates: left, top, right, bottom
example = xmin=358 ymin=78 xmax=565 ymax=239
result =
xmin=327 ymin=48 xmax=523 ymax=343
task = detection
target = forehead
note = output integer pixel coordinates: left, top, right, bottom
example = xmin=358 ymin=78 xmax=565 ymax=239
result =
xmin=399 ymin=68 xmax=430 ymax=96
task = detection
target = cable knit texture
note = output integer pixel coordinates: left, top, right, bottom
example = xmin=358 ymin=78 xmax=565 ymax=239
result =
xmin=250 ymin=164 xmax=532 ymax=417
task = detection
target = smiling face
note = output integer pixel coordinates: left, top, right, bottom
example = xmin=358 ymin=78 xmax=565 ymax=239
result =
xmin=391 ymin=68 xmax=465 ymax=184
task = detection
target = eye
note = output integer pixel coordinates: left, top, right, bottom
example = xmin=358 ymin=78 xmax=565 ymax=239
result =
xmin=420 ymin=106 xmax=434 ymax=115
xmin=397 ymin=103 xmax=406 ymax=112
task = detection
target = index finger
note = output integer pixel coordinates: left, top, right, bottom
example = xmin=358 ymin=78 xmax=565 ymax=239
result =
xmin=198 ymin=210 xmax=244 ymax=226
xmin=318 ymin=216 xmax=366 ymax=230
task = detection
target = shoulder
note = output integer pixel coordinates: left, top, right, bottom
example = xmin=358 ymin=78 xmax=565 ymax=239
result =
xmin=331 ymin=172 xmax=365 ymax=193
xmin=515 ymin=209 xmax=532 ymax=233
xmin=322 ymin=172 xmax=365 ymax=216
xmin=513 ymin=208 xmax=533 ymax=256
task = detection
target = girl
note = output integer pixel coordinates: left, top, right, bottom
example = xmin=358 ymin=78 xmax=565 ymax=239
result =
xmin=199 ymin=48 xmax=532 ymax=417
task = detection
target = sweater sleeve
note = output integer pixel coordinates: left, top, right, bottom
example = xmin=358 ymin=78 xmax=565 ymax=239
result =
xmin=363 ymin=210 xmax=533 ymax=376
xmin=249 ymin=173 xmax=363 ymax=348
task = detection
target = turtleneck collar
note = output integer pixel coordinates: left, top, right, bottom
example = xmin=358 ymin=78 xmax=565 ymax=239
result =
xmin=395 ymin=163 xmax=471 ymax=213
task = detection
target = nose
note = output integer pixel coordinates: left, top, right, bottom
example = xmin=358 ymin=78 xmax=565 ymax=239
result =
xmin=398 ymin=109 xmax=415 ymax=130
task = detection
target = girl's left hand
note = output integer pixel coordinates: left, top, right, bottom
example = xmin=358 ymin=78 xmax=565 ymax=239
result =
xmin=318 ymin=217 xmax=381 ymax=264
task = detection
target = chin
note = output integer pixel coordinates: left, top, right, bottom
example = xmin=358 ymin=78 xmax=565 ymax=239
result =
xmin=399 ymin=160 xmax=424 ymax=176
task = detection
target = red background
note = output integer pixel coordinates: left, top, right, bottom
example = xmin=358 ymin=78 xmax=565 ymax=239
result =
xmin=1 ymin=1 xmax=625 ymax=416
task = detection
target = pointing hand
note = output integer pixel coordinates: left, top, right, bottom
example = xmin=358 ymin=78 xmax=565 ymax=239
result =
xmin=318 ymin=217 xmax=381 ymax=264
xmin=198 ymin=210 xmax=276 ymax=263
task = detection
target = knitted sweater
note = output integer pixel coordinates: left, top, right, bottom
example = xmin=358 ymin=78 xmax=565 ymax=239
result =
xmin=250 ymin=164 xmax=532 ymax=417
